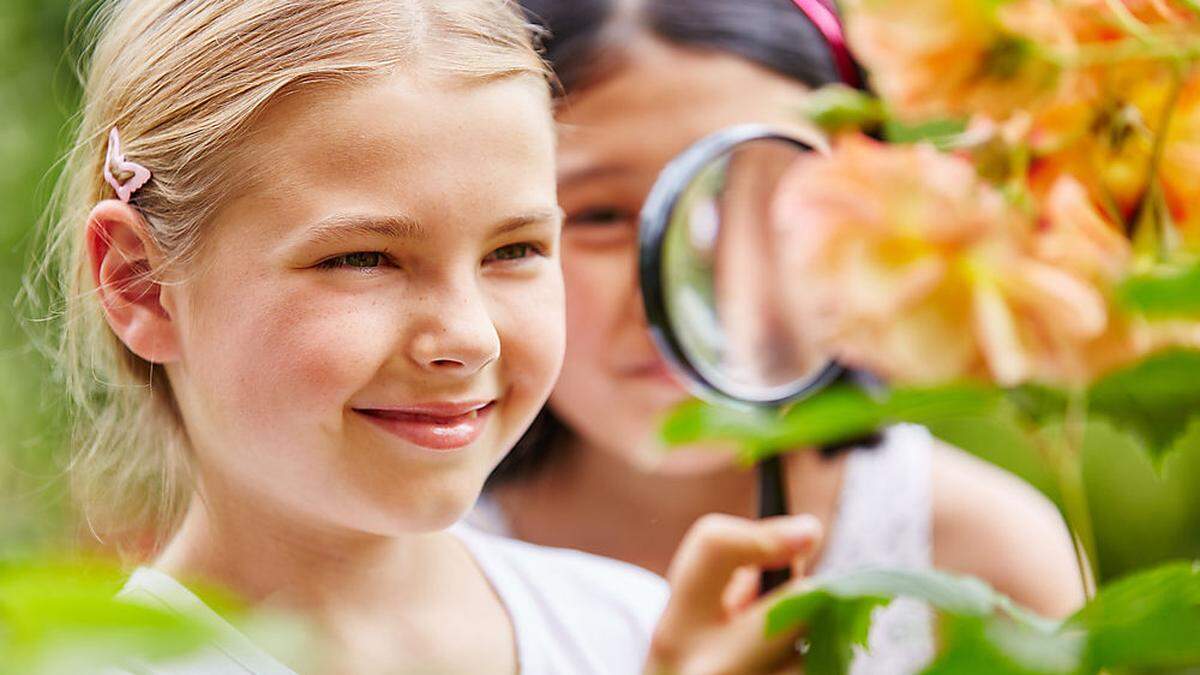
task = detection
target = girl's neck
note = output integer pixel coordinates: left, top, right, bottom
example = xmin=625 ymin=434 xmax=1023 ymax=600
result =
xmin=155 ymin=489 xmax=460 ymax=614
xmin=153 ymin=485 xmax=517 ymax=673
xmin=493 ymin=436 xmax=849 ymax=576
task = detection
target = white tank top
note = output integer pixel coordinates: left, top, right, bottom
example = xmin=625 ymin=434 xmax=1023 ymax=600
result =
xmin=110 ymin=524 xmax=667 ymax=674
xmin=469 ymin=423 xmax=937 ymax=674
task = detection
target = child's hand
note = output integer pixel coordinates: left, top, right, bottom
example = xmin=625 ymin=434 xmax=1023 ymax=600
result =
xmin=645 ymin=513 xmax=822 ymax=675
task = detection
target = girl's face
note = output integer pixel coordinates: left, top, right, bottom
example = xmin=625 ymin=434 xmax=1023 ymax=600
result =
xmin=164 ymin=74 xmax=563 ymax=533
xmin=550 ymin=41 xmax=821 ymax=473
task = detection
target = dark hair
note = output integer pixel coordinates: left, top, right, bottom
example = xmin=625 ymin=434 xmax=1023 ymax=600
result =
xmin=487 ymin=0 xmax=846 ymax=489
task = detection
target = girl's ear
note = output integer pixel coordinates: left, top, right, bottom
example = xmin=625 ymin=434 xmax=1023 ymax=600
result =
xmin=86 ymin=199 xmax=181 ymax=364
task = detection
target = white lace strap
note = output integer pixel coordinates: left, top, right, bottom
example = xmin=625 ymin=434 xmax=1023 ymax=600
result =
xmin=814 ymin=423 xmax=936 ymax=674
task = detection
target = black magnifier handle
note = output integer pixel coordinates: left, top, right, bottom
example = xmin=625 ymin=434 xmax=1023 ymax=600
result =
xmin=757 ymin=455 xmax=792 ymax=594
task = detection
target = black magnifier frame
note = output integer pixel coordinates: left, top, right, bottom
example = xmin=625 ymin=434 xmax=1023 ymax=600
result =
xmin=638 ymin=123 xmax=845 ymax=410
xmin=638 ymin=124 xmax=854 ymax=594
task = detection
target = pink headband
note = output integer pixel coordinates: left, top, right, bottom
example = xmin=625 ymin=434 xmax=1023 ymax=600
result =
xmin=103 ymin=127 xmax=151 ymax=203
xmin=790 ymin=0 xmax=861 ymax=89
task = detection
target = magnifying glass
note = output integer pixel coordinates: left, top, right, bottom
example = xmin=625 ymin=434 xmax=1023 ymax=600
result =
xmin=638 ymin=124 xmax=848 ymax=592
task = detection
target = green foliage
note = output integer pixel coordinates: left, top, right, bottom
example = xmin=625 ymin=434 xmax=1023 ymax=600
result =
xmin=1118 ymin=263 xmax=1200 ymax=318
xmin=1083 ymin=420 xmax=1200 ymax=580
xmin=798 ymin=85 xmax=968 ymax=150
xmin=0 ymin=0 xmax=98 ymax=552
xmin=799 ymin=85 xmax=887 ymax=135
xmin=768 ymin=568 xmax=1076 ymax=675
xmin=766 ymin=564 xmax=1200 ymax=675
xmin=1087 ymin=350 xmax=1200 ymax=456
xmin=1070 ymin=562 xmax=1200 ymax=672
xmin=0 ymin=558 xmax=218 ymax=675
xmin=661 ymin=350 xmax=1200 ymax=580
xmin=664 ymin=349 xmax=1200 ymax=672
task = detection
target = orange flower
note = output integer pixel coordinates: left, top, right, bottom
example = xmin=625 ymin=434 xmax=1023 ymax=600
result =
xmin=772 ymin=137 xmax=1118 ymax=387
xmin=1056 ymin=0 xmax=1197 ymax=42
xmin=843 ymin=0 xmax=1068 ymax=121
xmin=1157 ymin=68 xmax=1200 ymax=250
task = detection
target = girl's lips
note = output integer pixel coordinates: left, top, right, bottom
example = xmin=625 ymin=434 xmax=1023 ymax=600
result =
xmin=624 ymin=359 xmax=681 ymax=385
xmin=355 ymin=401 xmax=495 ymax=451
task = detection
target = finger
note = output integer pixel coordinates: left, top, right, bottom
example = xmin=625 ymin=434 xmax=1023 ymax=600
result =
xmin=722 ymin=565 xmax=761 ymax=618
xmin=663 ymin=514 xmax=822 ymax=627
xmin=701 ymin=575 xmax=816 ymax=674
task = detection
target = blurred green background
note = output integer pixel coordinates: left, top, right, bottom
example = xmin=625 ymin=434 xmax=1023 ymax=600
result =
xmin=0 ymin=0 xmax=99 ymax=553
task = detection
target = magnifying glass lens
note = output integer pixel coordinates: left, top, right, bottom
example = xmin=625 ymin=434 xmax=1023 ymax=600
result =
xmin=652 ymin=133 xmax=835 ymax=405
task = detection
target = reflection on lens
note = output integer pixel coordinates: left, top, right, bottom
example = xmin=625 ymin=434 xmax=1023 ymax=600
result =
xmin=660 ymin=137 xmax=830 ymax=401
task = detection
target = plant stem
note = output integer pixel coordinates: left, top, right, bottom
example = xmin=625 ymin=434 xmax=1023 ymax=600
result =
xmin=1104 ymin=0 xmax=1155 ymax=42
xmin=1049 ymin=35 xmax=1200 ymax=67
xmin=1140 ymin=63 xmax=1187 ymax=262
xmin=1058 ymin=389 xmax=1100 ymax=598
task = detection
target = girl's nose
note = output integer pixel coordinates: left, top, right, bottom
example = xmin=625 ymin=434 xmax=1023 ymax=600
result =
xmin=408 ymin=287 xmax=500 ymax=376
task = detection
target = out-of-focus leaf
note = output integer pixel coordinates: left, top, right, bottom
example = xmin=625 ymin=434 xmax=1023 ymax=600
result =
xmin=661 ymin=383 xmax=1006 ymax=461
xmin=1086 ymin=349 xmax=1200 ymax=456
xmin=804 ymin=598 xmax=888 ymax=675
xmin=768 ymin=568 xmax=1073 ymax=675
xmin=883 ymin=117 xmax=970 ymax=150
xmin=0 ymin=558 xmax=218 ymax=675
xmin=800 ymin=85 xmax=886 ymax=135
xmin=1070 ymin=561 xmax=1200 ymax=672
xmin=923 ymin=614 xmax=1084 ymax=675
xmin=1084 ymin=420 xmax=1200 ymax=581
xmin=659 ymin=385 xmax=888 ymax=461
xmin=658 ymin=398 xmax=785 ymax=450
xmin=1117 ymin=263 xmax=1200 ymax=318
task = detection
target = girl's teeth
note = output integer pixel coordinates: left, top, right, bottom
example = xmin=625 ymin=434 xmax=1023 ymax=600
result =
xmin=467 ymin=409 xmax=478 ymax=419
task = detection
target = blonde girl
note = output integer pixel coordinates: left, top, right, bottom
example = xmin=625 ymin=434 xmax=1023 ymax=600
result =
xmin=40 ymin=0 xmax=826 ymax=672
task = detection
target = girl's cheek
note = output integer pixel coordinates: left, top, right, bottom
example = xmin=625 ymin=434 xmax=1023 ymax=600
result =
xmin=494 ymin=273 xmax=566 ymax=396
xmin=192 ymin=283 xmax=399 ymax=426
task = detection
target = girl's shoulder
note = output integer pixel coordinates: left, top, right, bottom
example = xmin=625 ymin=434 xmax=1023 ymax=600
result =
xmin=451 ymin=521 xmax=668 ymax=674
xmin=929 ymin=440 xmax=1084 ymax=617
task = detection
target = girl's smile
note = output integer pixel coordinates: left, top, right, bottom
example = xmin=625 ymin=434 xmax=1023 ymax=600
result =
xmin=354 ymin=400 xmax=498 ymax=451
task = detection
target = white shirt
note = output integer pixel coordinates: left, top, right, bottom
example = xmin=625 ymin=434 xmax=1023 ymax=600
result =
xmin=110 ymin=523 xmax=668 ymax=674
xmin=469 ymin=423 xmax=937 ymax=675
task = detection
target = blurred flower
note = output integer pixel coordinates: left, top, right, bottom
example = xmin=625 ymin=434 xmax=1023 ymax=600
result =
xmin=1028 ymin=64 xmax=1181 ymax=228
xmin=1038 ymin=176 xmax=1133 ymax=282
xmin=772 ymin=137 xmax=1123 ymax=387
xmin=843 ymin=0 xmax=1067 ymax=122
xmin=1056 ymin=0 xmax=1197 ymax=42
xmin=1157 ymin=67 xmax=1200 ymax=249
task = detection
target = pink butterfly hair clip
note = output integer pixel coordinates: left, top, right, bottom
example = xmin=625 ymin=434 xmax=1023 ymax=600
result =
xmin=103 ymin=127 xmax=151 ymax=203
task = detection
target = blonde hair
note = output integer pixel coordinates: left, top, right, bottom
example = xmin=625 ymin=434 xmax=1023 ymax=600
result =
xmin=33 ymin=0 xmax=550 ymax=549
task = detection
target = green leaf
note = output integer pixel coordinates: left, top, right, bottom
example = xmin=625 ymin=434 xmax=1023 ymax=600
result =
xmin=768 ymin=568 xmax=1075 ymax=675
xmin=658 ymin=398 xmax=783 ymax=450
xmin=800 ymin=85 xmax=887 ymax=135
xmin=923 ymin=614 xmax=1084 ymax=675
xmin=1084 ymin=420 xmax=1200 ymax=581
xmin=0 ymin=558 xmax=219 ymax=675
xmin=883 ymin=117 xmax=970 ymax=150
xmin=768 ymin=568 xmax=1010 ymax=636
xmin=1071 ymin=561 xmax=1200 ymax=671
xmin=1086 ymin=349 xmax=1200 ymax=456
xmin=1117 ymin=263 xmax=1200 ymax=318
xmin=658 ymin=385 xmax=889 ymax=461
xmin=805 ymin=599 xmax=888 ymax=675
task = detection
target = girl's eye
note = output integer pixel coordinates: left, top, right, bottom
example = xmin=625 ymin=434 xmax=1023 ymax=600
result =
xmin=318 ymin=252 xmax=388 ymax=269
xmin=567 ymin=207 xmax=634 ymax=228
xmin=485 ymin=243 xmax=539 ymax=262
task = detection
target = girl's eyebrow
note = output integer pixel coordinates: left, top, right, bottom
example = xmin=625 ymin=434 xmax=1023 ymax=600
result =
xmin=306 ymin=214 xmax=423 ymax=244
xmin=302 ymin=208 xmax=564 ymax=245
xmin=495 ymin=207 xmax=565 ymax=235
